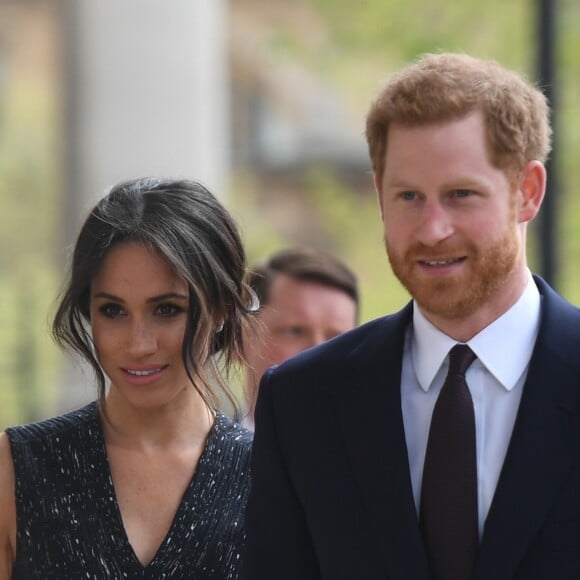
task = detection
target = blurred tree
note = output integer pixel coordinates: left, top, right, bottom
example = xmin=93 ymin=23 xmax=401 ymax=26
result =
xmin=0 ymin=3 xmax=62 ymax=428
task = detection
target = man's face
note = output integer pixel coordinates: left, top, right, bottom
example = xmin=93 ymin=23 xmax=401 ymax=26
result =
xmin=376 ymin=110 xmax=527 ymax=332
xmin=246 ymin=273 xmax=357 ymax=410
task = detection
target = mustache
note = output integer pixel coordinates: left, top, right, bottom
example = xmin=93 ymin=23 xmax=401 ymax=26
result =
xmin=384 ymin=235 xmax=471 ymax=260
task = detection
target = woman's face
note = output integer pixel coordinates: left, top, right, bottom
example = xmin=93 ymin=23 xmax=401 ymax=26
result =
xmin=89 ymin=242 xmax=193 ymax=410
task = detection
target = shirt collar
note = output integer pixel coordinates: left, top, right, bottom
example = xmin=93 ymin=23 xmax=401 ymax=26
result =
xmin=412 ymin=271 xmax=541 ymax=392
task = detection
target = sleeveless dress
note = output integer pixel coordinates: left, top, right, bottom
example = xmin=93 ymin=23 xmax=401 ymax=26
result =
xmin=6 ymin=402 xmax=252 ymax=579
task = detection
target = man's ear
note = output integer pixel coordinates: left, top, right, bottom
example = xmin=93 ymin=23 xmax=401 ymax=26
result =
xmin=374 ymin=172 xmax=385 ymax=221
xmin=518 ymin=160 xmax=546 ymax=223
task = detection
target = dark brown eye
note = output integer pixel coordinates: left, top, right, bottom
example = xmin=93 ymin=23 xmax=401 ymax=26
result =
xmin=155 ymin=303 xmax=184 ymax=317
xmin=98 ymin=303 xmax=125 ymax=318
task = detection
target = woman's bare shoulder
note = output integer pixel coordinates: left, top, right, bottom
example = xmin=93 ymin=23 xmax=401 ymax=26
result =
xmin=0 ymin=432 xmax=15 ymax=492
xmin=0 ymin=432 xmax=16 ymax=579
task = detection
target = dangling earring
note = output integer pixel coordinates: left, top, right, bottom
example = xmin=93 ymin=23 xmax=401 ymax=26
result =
xmin=248 ymin=289 xmax=260 ymax=313
xmin=211 ymin=321 xmax=225 ymax=355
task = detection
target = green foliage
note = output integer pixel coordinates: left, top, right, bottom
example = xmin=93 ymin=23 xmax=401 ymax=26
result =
xmin=230 ymin=168 xmax=410 ymax=324
xmin=247 ymin=0 xmax=580 ymax=305
xmin=229 ymin=175 xmax=291 ymax=263
xmin=269 ymin=0 xmax=533 ymax=106
xmin=0 ymin=76 xmax=62 ymax=428
xmin=302 ymin=168 xmax=409 ymax=320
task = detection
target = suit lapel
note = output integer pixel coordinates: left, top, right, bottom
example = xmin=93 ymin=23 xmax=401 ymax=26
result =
xmin=476 ymin=278 xmax=580 ymax=579
xmin=334 ymin=304 xmax=431 ymax=579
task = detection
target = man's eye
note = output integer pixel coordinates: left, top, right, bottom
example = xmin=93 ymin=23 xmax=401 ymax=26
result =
xmin=99 ymin=303 xmax=125 ymax=318
xmin=280 ymin=326 xmax=303 ymax=337
xmin=453 ymin=189 xmax=473 ymax=198
xmin=155 ymin=303 xmax=184 ymax=317
xmin=401 ymin=191 xmax=417 ymax=201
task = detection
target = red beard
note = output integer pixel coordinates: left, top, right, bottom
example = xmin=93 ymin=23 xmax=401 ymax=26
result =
xmin=386 ymin=225 xmax=520 ymax=320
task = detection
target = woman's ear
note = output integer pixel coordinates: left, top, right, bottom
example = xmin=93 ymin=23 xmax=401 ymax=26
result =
xmin=517 ymin=160 xmax=546 ymax=224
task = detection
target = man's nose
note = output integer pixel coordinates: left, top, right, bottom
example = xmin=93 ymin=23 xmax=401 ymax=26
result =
xmin=416 ymin=201 xmax=454 ymax=246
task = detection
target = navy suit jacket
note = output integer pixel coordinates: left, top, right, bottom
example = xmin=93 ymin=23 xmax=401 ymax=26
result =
xmin=242 ymin=276 xmax=580 ymax=579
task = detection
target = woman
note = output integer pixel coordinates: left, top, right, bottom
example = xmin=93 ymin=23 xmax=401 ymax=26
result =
xmin=0 ymin=178 xmax=256 ymax=579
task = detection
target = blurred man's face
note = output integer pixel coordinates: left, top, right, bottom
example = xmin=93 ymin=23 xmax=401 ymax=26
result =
xmin=245 ymin=273 xmax=357 ymax=417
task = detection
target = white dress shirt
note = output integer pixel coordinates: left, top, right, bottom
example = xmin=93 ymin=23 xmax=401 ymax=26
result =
xmin=401 ymin=271 xmax=541 ymax=537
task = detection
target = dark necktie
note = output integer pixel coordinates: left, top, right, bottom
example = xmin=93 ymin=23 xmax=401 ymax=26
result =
xmin=420 ymin=344 xmax=478 ymax=580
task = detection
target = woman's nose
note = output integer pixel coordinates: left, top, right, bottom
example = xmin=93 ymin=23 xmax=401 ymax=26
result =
xmin=126 ymin=320 xmax=157 ymax=356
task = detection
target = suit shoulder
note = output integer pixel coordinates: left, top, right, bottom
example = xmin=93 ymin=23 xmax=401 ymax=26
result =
xmin=272 ymin=305 xmax=411 ymax=378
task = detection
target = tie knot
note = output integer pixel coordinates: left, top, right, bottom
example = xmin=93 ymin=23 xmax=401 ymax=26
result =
xmin=448 ymin=344 xmax=476 ymax=377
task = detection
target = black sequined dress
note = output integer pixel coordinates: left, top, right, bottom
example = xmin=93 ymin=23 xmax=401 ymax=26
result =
xmin=6 ymin=402 xmax=252 ymax=579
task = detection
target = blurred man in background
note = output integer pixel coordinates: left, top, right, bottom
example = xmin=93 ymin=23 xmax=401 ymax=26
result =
xmin=243 ymin=247 xmax=359 ymax=427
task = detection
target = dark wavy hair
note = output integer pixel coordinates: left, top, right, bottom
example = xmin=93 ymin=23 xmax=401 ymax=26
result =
xmin=52 ymin=177 xmax=255 ymax=413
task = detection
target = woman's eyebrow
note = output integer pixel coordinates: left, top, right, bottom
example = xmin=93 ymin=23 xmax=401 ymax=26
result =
xmin=92 ymin=292 xmax=188 ymax=303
